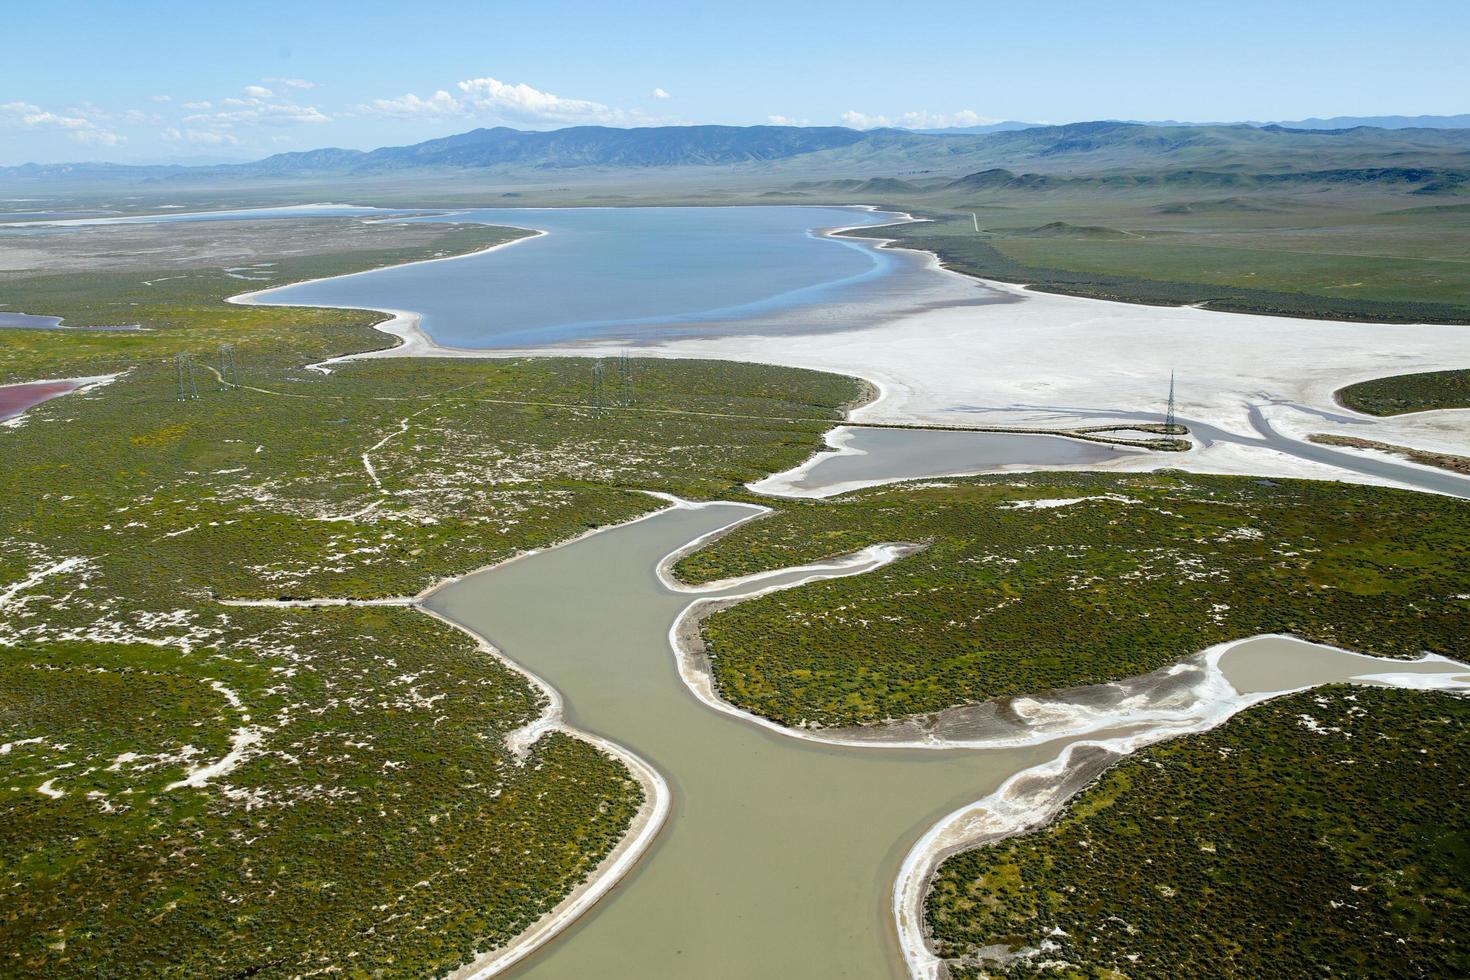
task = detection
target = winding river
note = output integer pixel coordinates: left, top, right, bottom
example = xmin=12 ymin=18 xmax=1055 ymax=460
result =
xmin=424 ymin=497 xmax=1470 ymax=978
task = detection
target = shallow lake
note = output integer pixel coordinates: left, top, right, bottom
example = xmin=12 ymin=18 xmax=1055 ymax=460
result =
xmin=0 ymin=379 xmax=79 ymax=420
xmin=254 ymin=206 xmax=970 ymax=347
xmin=759 ymin=426 xmax=1142 ymax=497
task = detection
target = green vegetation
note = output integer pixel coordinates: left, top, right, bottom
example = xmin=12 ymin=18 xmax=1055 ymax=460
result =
xmin=927 ymin=686 xmax=1470 ymax=978
xmin=1336 ymin=368 xmax=1470 ymax=415
xmin=676 ymin=474 xmax=1470 ymax=727
xmin=0 ymin=223 xmax=863 ymax=975
xmin=0 ymin=220 xmax=527 ymax=383
xmin=1310 ymin=433 xmax=1470 ymax=475
xmin=848 ymin=210 xmax=1470 ymax=324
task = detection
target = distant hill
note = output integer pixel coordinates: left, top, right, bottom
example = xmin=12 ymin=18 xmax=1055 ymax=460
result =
xmin=910 ymin=121 xmax=1044 ymax=135
xmin=1255 ymin=113 xmax=1470 ymax=130
xmin=917 ymin=115 xmax=1470 ymax=134
xmin=4 ymin=120 xmax=1469 ymax=186
xmin=941 ymin=164 xmax=1470 ymax=196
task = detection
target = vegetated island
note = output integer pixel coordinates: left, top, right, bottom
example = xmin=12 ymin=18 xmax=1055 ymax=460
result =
xmin=1335 ymin=368 xmax=1470 ymax=416
xmin=676 ymin=473 xmax=1470 ymax=728
xmin=926 ymin=685 xmax=1470 ymax=978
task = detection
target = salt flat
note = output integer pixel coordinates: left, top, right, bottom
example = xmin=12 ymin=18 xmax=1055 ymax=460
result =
xmin=630 ymin=274 xmax=1470 ymax=487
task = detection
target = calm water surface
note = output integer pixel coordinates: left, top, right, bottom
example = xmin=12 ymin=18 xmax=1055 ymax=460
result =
xmin=256 ymin=206 xmax=911 ymax=347
xmin=779 ymin=427 xmax=1141 ymax=496
xmin=426 ymin=505 xmax=1469 ymax=979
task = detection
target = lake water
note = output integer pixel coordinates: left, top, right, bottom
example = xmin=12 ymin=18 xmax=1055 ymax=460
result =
xmin=0 ymin=380 xmax=79 ymax=421
xmin=756 ymin=426 xmax=1143 ymax=497
xmin=253 ymin=206 xmax=979 ymax=348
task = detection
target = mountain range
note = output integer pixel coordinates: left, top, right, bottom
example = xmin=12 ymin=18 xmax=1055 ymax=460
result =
xmin=4 ymin=119 xmax=1469 ymax=185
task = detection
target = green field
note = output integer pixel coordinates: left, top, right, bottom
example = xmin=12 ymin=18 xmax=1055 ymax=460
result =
xmin=1336 ymin=368 xmax=1470 ymax=415
xmin=0 ymin=223 xmax=864 ymax=975
xmin=676 ymin=474 xmax=1470 ymax=727
xmin=928 ymin=686 xmax=1470 ymax=978
xmin=847 ymin=203 xmax=1470 ymax=324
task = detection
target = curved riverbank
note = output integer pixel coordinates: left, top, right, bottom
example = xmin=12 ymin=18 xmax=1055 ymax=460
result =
xmin=412 ymin=493 xmax=1470 ymax=978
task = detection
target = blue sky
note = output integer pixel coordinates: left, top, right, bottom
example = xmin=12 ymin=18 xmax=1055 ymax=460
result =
xmin=4 ymin=0 xmax=1468 ymax=164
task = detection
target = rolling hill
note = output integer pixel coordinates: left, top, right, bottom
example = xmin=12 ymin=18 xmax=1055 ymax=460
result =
xmin=4 ymin=121 xmax=1470 ymax=187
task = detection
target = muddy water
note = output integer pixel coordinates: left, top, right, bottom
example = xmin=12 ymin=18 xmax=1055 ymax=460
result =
xmin=424 ymin=503 xmax=1470 ymax=979
xmin=767 ymin=426 xmax=1140 ymax=497
xmin=428 ymin=504 xmax=1069 ymax=978
xmin=1220 ymin=635 xmax=1470 ymax=694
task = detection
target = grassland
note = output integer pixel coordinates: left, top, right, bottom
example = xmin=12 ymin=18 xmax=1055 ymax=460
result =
xmin=927 ymin=686 xmax=1470 ymax=978
xmin=846 ymin=204 xmax=1470 ymax=324
xmin=1335 ymin=368 xmax=1470 ymax=415
xmin=0 ymin=219 xmax=864 ymax=975
xmin=675 ymin=474 xmax=1470 ymax=727
xmin=0 ymin=219 xmax=526 ymax=382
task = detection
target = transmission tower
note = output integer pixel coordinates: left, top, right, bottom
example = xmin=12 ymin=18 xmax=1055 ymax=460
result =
xmin=619 ymin=350 xmax=634 ymax=406
xmin=218 ymin=343 xmax=238 ymax=388
xmin=174 ymin=352 xmax=198 ymax=401
xmin=1164 ymin=370 xmax=1177 ymax=433
xmin=590 ymin=359 xmax=606 ymax=414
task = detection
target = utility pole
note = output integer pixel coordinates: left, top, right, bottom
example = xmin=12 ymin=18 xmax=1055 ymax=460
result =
xmin=619 ymin=350 xmax=634 ymax=406
xmin=174 ymin=352 xmax=198 ymax=401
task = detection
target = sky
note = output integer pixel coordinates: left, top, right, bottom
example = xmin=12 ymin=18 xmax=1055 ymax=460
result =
xmin=4 ymin=0 xmax=1468 ymax=165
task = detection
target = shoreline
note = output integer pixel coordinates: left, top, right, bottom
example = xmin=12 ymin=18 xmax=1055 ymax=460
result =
xmin=208 ymin=487 xmax=1470 ymax=977
xmin=226 ymin=226 xmax=549 ymax=372
xmin=1 ymin=372 xmax=121 ymax=425
xmin=746 ymin=423 xmax=1155 ymax=499
xmin=888 ymin=637 xmax=1470 ymax=979
xmin=220 ymin=203 xmax=1470 ymax=497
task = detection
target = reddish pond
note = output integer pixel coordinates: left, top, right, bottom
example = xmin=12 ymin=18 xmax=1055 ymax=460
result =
xmin=0 ymin=380 xmax=80 ymax=421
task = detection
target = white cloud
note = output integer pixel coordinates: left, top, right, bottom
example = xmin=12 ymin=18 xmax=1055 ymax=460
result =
xmin=151 ymin=94 xmax=172 ymax=103
xmin=360 ymin=90 xmax=464 ymax=119
xmin=243 ymin=85 xmax=274 ymax=98
xmin=266 ymin=77 xmax=316 ymax=90
xmin=188 ymin=101 xmax=331 ymax=127
xmin=72 ymin=128 xmax=123 ymax=146
xmin=257 ymin=103 xmax=330 ymax=125
xmin=767 ymin=115 xmax=810 ymax=127
xmin=455 ymin=76 xmax=622 ymax=124
xmin=359 ymin=76 xmax=634 ymax=126
xmin=651 ymin=87 xmax=672 ymax=100
xmin=840 ymin=109 xmax=1001 ymax=130
xmin=1 ymin=101 xmax=122 ymax=145
xmin=162 ymin=126 xmax=239 ymax=146
xmin=182 ymin=100 xmax=213 ymax=110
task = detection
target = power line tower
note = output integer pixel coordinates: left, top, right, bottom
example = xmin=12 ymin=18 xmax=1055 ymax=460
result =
xmin=619 ymin=350 xmax=634 ymax=406
xmin=174 ymin=352 xmax=198 ymax=401
xmin=1164 ymin=370 xmax=1177 ymax=433
xmin=590 ymin=359 xmax=606 ymax=415
xmin=218 ymin=344 xmax=238 ymax=388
